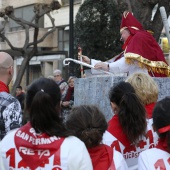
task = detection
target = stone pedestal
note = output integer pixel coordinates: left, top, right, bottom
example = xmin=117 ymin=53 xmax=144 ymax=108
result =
xmin=74 ymin=75 xmax=170 ymax=121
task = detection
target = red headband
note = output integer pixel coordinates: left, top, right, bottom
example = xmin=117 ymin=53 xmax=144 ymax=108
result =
xmin=158 ymin=125 xmax=170 ymax=133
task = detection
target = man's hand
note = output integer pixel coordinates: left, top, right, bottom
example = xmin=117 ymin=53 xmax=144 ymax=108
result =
xmin=94 ymin=62 xmax=109 ymax=71
xmin=78 ymin=55 xmax=90 ymax=64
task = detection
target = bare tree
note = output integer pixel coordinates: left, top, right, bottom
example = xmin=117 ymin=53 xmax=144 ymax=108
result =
xmin=117 ymin=0 xmax=170 ymax=41
xmin=0 ymin=1 xmax=61 ymax=95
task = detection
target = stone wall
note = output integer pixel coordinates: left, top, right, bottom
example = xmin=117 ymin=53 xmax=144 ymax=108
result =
xmin=74 ymin=75 xmax=170 ymax=121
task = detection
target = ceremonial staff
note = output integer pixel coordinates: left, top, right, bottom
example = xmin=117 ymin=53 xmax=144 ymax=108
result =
xmin=63 ymin=58 xmax=113 ymax=75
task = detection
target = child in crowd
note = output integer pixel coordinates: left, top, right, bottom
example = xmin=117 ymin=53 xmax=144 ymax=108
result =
xmin=103 ymin=81 xmax=158 ymax=169
xmin=126 ymin=72 xmax=158 ymax=119
xmin=0 ymin=78 xmax=92 ymax=170
xmin=66 ymin=105 xmax=128 ymax=170
xmin=138 ymin=97 xmax=170 ymax=169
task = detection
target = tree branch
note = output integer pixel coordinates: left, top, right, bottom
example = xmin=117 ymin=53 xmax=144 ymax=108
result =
xmin=0 ymin=33 xmax=23 ymax=51
xmin=28 ymin=12 xmax=56 ymax=47
xmin=8 ymin=13 xmax=38 ymax=28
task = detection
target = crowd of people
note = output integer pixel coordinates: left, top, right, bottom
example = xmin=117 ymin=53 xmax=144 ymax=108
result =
xmin=0 ymin=10 xmax=170 ymax=170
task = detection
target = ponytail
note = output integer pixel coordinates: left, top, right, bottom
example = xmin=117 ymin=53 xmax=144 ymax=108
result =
xmin=119 ymin=93 xmax=147 ymax=143
xmin=26 ymin=78 xmax=70 ymax=137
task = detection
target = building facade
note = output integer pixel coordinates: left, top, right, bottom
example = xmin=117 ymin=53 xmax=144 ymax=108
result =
xmin=0 ymin=0 xmax=82 ymax=91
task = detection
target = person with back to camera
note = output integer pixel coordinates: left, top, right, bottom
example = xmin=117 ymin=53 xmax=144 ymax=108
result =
xmin=126 ymin=72 xmax=159 ymax=119
xmin=138 ymin=97 xmax=170 ymax=170
xmin=0 ymin=78 xmax=93 ymax=170
xmin=66 ymin=105 xmax=128 ymax=170
xmin=0 ymin=52 xmax=22 ymax=141
xmin=102 ymin=81 xmax=158 ymax=170
xmin=79 ymin=11 xmax=170 ymax=77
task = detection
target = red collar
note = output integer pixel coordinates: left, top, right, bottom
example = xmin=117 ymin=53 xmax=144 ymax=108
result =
xmin=156 ymin=138 xmax=170 ymax=153
xmin=122 ymin=35 xmax=133 ymax=50
xmin=0 ymin=81 xmax=9 ymax=93
xmin=108 ymin=115 xmax=131 ymax=147
xmin=145 ymin=103 xmax=156 ymax=119
xmin=88 ymin=144 xmax=115 ymax=170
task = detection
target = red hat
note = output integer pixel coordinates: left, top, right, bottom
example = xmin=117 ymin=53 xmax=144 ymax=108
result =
xmin=120 ymin=11 xmax=143 ymax=35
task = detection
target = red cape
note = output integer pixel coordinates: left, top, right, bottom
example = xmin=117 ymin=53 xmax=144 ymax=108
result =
xmin=125 ymin=31 xmax=169 ymax=77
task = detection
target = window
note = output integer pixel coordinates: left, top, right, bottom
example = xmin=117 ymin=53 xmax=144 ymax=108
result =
xmin=9 ymin=5 xmax=44 ymax=31
xmin=58 ymin=28 xmax=69 ymax=52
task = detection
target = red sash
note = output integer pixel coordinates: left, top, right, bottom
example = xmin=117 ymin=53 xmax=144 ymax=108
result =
xmin=0 ymin=81 xmax=9 ymax=93
xmin=14 ymin=122 xmax=64 ymax=169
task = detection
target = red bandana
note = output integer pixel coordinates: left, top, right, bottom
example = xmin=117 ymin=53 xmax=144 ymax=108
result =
xmin=88 ymin=144 xmax=116 ymax=170
xmin=14 ymin=122 xmax=64 ymax=169
xmin=156 ymin=138 xmax=170 ymax=153
xmin=0 ymin=81 xmax=9 ymax=93
xmin=108 ymin=115 xmax=131 ymax=147
xmin=145 ymin=103 xmax=156 ymax=119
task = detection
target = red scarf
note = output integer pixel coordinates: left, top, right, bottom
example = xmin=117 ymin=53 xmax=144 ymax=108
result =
xmin=108 ymin=115 xmax=131 ymax=147
xmin=88 ymin=144 xmax=116 ymax=170
xmin=156 ymin=138 xmax=170 ymax=153
xmin=14 ymin=122 xmax=64 ymax=169
xmin=65 ymin=86 xmax=74 ymax=101
xmin=145 ymin=103 xmax=155 ymax=119
xmin=0 ymin=81 xmax=9 ymax=93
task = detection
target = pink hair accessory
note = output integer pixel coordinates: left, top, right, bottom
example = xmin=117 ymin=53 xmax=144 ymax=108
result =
xmin=158 ymin=125 xmax=170 ymax=133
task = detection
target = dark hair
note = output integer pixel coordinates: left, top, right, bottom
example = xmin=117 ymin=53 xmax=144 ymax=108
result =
xmin=25 ymin=77 xmax=69 ymax=137
xmin=16 ymin=85 xmax=22 ymax=90
xmin=66 ymin=105 xmax=108 ymax=148
xmin=153 ymin=97 xmax=170 ymax=151
xmin=109 ymin=81 xmax=147 ymax=143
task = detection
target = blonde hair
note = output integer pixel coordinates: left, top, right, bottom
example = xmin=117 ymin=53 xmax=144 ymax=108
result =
xmin=126 ymin=73 xmax=158 ymax=105
xmin=68 ymin=76 xmax=76 ymax=83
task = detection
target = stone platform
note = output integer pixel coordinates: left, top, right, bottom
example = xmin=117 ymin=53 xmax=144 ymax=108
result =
xmin=74 ymin=75 xmax=170 ymax=121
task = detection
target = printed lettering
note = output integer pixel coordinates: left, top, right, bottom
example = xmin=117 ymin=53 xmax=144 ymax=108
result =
xmin=19 ymin=147 xmax=50 ymax=157
xmin=154 ymin=159 xmax=166 ymax=170
xmin=6 ymin=148 xmax=15 ymax=168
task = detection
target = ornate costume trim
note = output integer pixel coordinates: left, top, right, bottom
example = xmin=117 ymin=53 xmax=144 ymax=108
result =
xmin=120 ymin=26 xmax=140 ymax=33
xmin=125 ymin=52 xmax=170 ymax=76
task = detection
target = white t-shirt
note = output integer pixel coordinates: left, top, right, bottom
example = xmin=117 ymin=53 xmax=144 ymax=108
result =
xmin=102 ymin=119 xmax=158 ymax=170
xmin=138 ymin=148 xmax=170 ymax=170
xmin=112 ymin=149 xmax=129 ymax=170
xmin=0 ymin=129 xmax=93 ymax=170
xmin=91 ymin=57 xmax=148 ymax=76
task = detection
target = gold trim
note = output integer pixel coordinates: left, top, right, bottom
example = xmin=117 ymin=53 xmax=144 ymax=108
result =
xmin=120 ymin=26 xmax=139 ymax=33
xmin=125 ymin=52 xmax=170 ymax=76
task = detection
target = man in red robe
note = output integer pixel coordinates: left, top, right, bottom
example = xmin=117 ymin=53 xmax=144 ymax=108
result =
xmin=81 ymin=11 xmax=170 ymax=77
